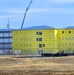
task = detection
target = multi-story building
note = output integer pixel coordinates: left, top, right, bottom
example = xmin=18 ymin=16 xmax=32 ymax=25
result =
xmin=12 ymin=26 xmax=58 ymax=55
xmin=0 ymin=29 xmax=12 ymax=54
xmin=57 ymin=28 xmax=74 ymax=54
xmin=12 ymin=26 xmax=74 ymax=55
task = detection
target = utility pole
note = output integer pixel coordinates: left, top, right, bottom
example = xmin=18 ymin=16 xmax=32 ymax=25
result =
xmin=21 ymin=0 xmax=33 ymax=29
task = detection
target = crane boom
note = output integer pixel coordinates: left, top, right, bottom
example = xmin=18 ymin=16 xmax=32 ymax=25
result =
xmin=21 ymin=0 xmax=33 ymax=29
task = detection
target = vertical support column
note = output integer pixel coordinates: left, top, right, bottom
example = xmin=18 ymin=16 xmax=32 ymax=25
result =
xmin=3 ymin=32 xmax=4 ymax=54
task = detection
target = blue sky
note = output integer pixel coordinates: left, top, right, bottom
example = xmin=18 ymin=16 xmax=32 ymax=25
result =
xmin=0 ymin=0 xmax=74 ymax=29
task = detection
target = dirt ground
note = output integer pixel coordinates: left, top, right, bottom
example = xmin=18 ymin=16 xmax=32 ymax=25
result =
xmin=0 ymin=55 xmax=74 ymax=75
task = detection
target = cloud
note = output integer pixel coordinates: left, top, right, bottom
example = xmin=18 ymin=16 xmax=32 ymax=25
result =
xmin=1 ymin=7 xmax=74 ymax=15
xmin=49 ymin=8 xmax=74 ymax=14
xmin=28 ymin=8 xmax=49 ymax=13
xmin=48 ymin=0 xmax=74 ymax=3
xmin=0 ymin=15 xmax=23 ymax=22
xmin=4 ymin=0 xmax=29 ymax=1
xmin=0 ymin=7 xmax=74 ymax=20
xmin=0 ymin=8 xmax=49 ymax=14
xmin=0 ymin=8 xmax=49 ymax=22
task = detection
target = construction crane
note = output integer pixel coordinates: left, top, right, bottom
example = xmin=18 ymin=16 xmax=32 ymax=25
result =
xmin=21 ymin=0 xmax=33 ymax=29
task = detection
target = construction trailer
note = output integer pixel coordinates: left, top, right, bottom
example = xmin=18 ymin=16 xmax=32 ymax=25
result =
xmin=12 ymin=26 xmax=74 ymax=56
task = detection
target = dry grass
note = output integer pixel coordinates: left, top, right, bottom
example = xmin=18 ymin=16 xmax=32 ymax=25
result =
xmin=0 ymin=55 xmax=74 ymax=75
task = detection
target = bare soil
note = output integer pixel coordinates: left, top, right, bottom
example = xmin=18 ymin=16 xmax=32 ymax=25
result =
xmin=0 ymin=55 xmax=74 ymax=75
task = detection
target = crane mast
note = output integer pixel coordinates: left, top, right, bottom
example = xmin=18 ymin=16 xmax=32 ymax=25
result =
xmin=21 ymin=0 xmax=33 ymax=29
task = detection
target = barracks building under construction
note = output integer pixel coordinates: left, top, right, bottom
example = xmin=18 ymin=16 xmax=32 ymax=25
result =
xmin=12 ymin=26 xmax=74 ymax=56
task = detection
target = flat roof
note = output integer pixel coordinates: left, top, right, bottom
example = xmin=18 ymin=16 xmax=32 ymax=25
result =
xmin=0 ymin=29 xmax=13 ymax=31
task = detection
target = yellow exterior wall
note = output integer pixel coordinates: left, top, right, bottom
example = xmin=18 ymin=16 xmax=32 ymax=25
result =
xmin=12 ymin=28 xmax=74 ymax=54
xmin=12 ymin=29 xmax=58 ymax=54
xmin=57 ymin=29 xmax=74 ymax=53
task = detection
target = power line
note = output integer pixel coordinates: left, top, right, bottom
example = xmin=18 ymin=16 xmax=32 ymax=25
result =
xmin=21 ymin=0 xmax=33 ymax=29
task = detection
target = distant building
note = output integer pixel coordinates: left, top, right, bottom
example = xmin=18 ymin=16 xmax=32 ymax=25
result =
xmin=12 ymin=26 xmax=74 ymax=55
xmin=0 ymin=29 xmax=12 ymax=54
